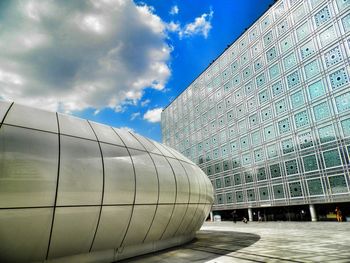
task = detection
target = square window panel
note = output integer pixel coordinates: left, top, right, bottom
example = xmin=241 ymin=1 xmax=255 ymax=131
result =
xmin=249 ymin=113 xmax=259 ymax=127
xmin=256 ymin=73 xmax=266 ymax=88
xmin=280 ymin=35 xmax=293 ymax=53
xmin=226 ymin=192 xmax=233 ymax=203
xmin=232 ymin=159 xmax=240 ymax=169
xmin=285 ymin=159 xmax=298 ymax=175
xmin=259 ymin=89 xmax=270 ymax=104
xmin=263 ymin=31 xmax=274 ymax=47
xmin=293 ymin=3 xmax=307 ymax=23
xmin=277 ymin=20 xmax=289 ymax=36
xmin=261 ymin=107 xmax=273 ymax=121
xmin=267 ymin=144 xmax=278 ymax=158
xmin=283 ymin=52 xmax=298 ymax=71
xmin=304 ymin=59 xmax=321 ymax=80
xmin=242 ymin=152 xmax=252 ymax=165
xmin=336 ymin=0 xmax=350 ymax=11
xmin=257 ymin=167 xmax=267 ymax=181
xmin=240 ymin=136 xmax=249 ymax=151
xmin=329 ymin=175 xmax=348 ymax=194
xmin=245 ymin=82 xmax=254 ymax=95
xmin=294 ymin=110 xmax=310 ymax=128
xmin=273 ymin=184 xmax=285 ymax=199
xmin=247 ymin=189 xmax=255 ymax=201
xmin=245 ymin=172 xmax=254 ymax=183
xmin=272 ymin=81 xmax=285 ymax=97
xmin=282 ymin=138 xmax=295 ymax=154
xmin=319 ymin=26 xmax=337 ymax=47
xmin=296 ymin=22 xmax=311 ymax=42
xmin=291 ymin=90 xmax=305 ymax=109
xmin=254 ymin=148 xmax=264 ymax=163
xmin=313 ymin=101 xmax=331 ymax=121
xmin=329 ymin=68 xmax=349 ymax=90
xmin=298 ymin=131 xmax=314 ymax=149
xmin=318 ymin=124 xmax=336 ymax=143
xmin=335 ymin=92 xmax=350 ymax=113
xmin=307 ymin=178 xmax=324 ymax=196
xmin=324 ymin=46 xmax=343 ymax=67
xmin=264 ymin=125 xmax=276 ymax=141
xmin=254 ymin=57 xmax=264 ymax=72
xmin=303 ymin=155 xmax=319 ymax=172
xmin=234 ymin=173 xmax=242 ymax=185
xmin=243 ymin=66 xmax=252 ymax=79
xmin=289 ymin=182 xmax=303 ymax=197
xmin=314 ymin=6 xmax=331 ymax=27
xmin=266 ymin=46 xmax=277 ymax=62
xmin=259 ymin=187 xmax=269 ymax=200
xmin=342 ymin=13 xmax=350 ymax=33
xmin=287 ymin=71 xmax=301 ymax=89
xmin=224 ymin=176 xmax=232 ymax=187
xmin=278 ymin=118 xmax=291 ymax=134
xmin=270 ymin=163 xmax=281 ymax=178
xmin=275 ymin=99 xmax=288 ymax=115
xmin=300 ymin=40 xmax=317 ymax=60
xmin=251 ymin=131 xmax=262 ymax=146
xmin=269 ymin=63 xmax=281 ymax=80
xmin=308 ymin=79 xmax=326 ymax=100
xmin=323 ymin=149 xmax=342 ymax=168
xmin=236 ymin=190 xmax=244 ymax=202
xmin=261 ymin=15 xmax=272 ymax=31
xmin=341 ymin=118 xmax=350 ymax=137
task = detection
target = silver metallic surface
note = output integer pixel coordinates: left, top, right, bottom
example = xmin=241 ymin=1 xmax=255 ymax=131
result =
xmin=0 ymin=101 xmax=213 ymax=263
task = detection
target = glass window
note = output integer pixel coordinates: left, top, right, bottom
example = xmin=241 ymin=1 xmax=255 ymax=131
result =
xmin=285 ymin=159 xmax=298 ymax=175
xmin=270 ymin=163 xmax=281 ymax=178
xmin=303 ymin=155 xmax=318 ymax=172
xmin=273 ymin=184 xmax=285 ymax=199
xmin=257 ymin=167 xmax=267 ymax=181
xmin=329 ymin=175 xmax=348 ymax=194
xmin=247 ymin=189 xmax=255 ymax=201
xmin=289 ymin=182 xmax=303 ymax=197
xmin=259 ymin=187 xmax=269 ymax=200
xmin=307 ymin=179 xmax=323 ymax=196
xmin=323 ymin=149 xmax=342 ymax=168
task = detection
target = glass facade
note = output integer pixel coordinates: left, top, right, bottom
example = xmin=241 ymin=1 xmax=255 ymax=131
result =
xmin=162 ymin=0 xmax=350 ymax=211
xmin=0 ymin=101 xmax=213 ymax=262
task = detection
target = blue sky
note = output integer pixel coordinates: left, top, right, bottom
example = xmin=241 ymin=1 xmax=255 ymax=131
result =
xmin=0 ymin=0 xmax=275 ymax=142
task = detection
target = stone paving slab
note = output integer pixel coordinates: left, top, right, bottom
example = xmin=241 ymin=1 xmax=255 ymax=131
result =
xmin=121 ymin=221 xmax=350 ymax=262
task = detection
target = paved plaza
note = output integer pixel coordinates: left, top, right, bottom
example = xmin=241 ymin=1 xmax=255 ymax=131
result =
xmin=122 ymin=221 xmax=350 ymax=263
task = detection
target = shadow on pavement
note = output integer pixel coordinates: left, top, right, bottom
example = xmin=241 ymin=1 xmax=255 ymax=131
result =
xmin=122 ymin=230 xmax=261 ymax=262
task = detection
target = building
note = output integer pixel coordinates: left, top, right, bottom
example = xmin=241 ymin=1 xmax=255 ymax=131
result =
xmin=0 ymin=101 xmax=213 ymax=262
xmin=162 ymin=0 xmax=350 ymax=221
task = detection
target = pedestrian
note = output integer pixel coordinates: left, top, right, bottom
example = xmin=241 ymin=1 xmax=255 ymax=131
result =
xmin=258 ymin=211 xmax=262 ymax=222
xmin=335 ymin=207 xmax=343 ymax=222
xmin=242 ymin=217 xmax=248 ymax=224
xmin=231 ymin=210 xmax=237 ymax=223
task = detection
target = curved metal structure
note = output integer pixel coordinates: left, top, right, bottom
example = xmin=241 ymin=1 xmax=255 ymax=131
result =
xmin=0 ymin=101 xmax=213 ymax=263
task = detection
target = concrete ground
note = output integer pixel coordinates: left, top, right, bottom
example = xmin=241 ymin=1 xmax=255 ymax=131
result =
xmin=122 ymin=221 xmax=350 ymax=263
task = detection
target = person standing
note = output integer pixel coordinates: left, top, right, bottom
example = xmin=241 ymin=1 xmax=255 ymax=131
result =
xmin=231 ymin=210 xmax=237 ymax=223
xmin=335 ymin=207 xmax=343 ymax=222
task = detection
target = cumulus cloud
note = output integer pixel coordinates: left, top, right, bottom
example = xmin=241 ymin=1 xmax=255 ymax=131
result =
xmin=169 ymin=5 xmax=179 ymax=15
xmin=180 ymin=10 xmax=213 ymax=39
xmin=0 ymin=0 xmax=171 ymax=112
xmin=143 ymin=107 xmax=162 ymax=123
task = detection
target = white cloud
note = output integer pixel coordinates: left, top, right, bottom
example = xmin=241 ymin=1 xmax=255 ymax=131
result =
xmin=169 ymin=5 xmax=179 ymax=15
xmin=130 ymin=112 xmax=140 ymax=120
xmin=167 ymin=21 xmax=181 ymax=32
xmin=143 ymin=107 xmax=163 ymax=123
xmin=140 ymin=99 xmax=150 ymax=107
xmin=180 ymin=10 xmax=213 ymax=39
xmin=0 ymin=0 xmax=171 ymax=112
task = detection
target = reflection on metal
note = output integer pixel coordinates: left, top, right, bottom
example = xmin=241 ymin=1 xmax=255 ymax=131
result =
xmin=0 ymin=101 xmax=214 ymax=263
